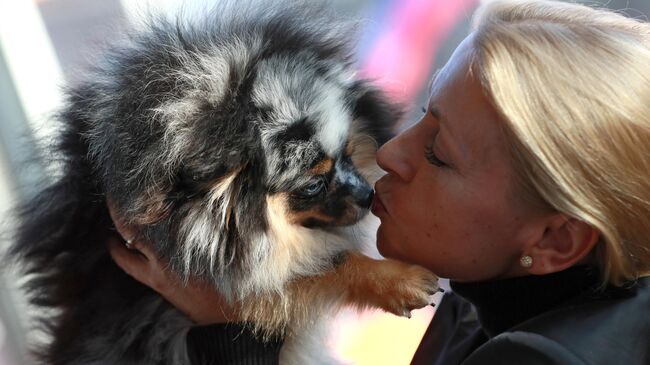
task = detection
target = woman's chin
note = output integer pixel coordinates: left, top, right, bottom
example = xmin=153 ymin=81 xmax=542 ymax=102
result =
xmin=376 ymin=240 xmax=392 ymax=259
xmin=376 ymin=229 xmax=404 ymax=260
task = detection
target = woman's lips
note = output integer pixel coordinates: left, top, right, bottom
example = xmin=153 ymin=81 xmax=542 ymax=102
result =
xmin=371 ymin=192 xmax=388 ymax=216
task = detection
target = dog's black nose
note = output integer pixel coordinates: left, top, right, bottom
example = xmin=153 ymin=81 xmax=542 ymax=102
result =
xmin=359 ymin=188 xmax=374 ymax=209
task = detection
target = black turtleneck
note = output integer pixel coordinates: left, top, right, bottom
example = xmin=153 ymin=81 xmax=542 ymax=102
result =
xmin=450 ymin=265 xmax=601 ymax=337
xmin=410 ymin=265 xmax=640 ymax=365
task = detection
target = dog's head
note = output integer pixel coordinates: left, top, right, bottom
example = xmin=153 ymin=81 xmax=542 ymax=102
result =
xmin=254 ymin=61 xmax=381 ymax=229
xmin=75 ymin=1 xmax=400 ymax=294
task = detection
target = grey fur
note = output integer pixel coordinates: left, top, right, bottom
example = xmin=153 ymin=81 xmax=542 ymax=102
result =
xmin=9 ymin=1 xmax=399 ymax=363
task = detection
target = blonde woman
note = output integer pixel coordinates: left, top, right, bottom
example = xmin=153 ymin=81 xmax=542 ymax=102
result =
xmin=110 ymin=0 xmax=650 ymax=363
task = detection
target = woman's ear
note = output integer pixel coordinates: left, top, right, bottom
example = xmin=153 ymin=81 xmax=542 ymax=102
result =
xmin=526 ymin=214 xmax=600 ymax=275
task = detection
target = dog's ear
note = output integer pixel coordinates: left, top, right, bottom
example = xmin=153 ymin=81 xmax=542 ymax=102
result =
xmin=344 ymin=81 xmax=403 ymax=182
xmin=128 ymin=103 xmax=263 ymax=226
xmin=347 ymin=81 xmax=402 ymax=146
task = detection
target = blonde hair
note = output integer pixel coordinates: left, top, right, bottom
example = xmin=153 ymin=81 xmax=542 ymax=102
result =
xmin=471 ymin=0 xmax=650 ymax=285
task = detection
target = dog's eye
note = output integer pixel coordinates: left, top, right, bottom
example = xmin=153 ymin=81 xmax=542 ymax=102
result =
xmin=299 ymin=179 xmax=325 ymax=197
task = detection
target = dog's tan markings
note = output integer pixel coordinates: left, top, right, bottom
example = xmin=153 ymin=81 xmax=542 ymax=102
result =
xmin=269 ymin=191 xmax=335 ymax=225
xmin=312 ymin=252 xmax=439 ymax=317
xmin=348 ymin=126 xmax=383 ymax=184
xmin=287 ymin=207 xmax=335 ymax=225
xmin=264 ymin=193 xmax=313 ymax=283
xmin=345 ymin=139 xmax=355 ymax=156
xmin=134 ymin=190 xmax=172 ymax=225
xmin=309 ymin=158 xmax=333 ymax=175
xmin=238 ymin=251 xmax=439 ymax=336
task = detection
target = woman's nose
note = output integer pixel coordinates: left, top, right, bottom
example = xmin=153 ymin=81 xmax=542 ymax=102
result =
xmin=376 ymin=127 xmax=418 ymax=182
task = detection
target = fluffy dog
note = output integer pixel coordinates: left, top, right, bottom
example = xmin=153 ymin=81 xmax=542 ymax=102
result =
xmin=10 ymin=1 xmax=438 ymax=363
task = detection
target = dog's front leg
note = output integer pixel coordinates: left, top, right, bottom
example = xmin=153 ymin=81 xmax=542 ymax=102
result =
xmin=284 ymin=251 xmax=439 ymax=320
xmin=240 ymin=252 xmax=438 ymax=337
xmin=306 ymin=251 xmax=439 ymax=317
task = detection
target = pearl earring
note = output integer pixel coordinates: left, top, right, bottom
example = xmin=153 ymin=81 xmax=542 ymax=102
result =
xmin=520 ymin=255 xmax=533 ymax=268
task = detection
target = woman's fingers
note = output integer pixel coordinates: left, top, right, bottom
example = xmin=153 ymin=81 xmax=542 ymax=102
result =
xmin=109 ymin=235 xmax=179 ymax=295
xmin=105 ymin=200 xmax=238 ymax=324
xmin=108 ymin=236 xmax=153 ymax=283
xmin=107 ymin=236 xmax=236 ymax=324
xmin=128 ymin=237 xmax=157 ymax=262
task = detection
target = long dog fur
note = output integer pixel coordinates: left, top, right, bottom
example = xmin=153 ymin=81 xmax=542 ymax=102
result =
xmin=9 ymin=1 xmax=438 ymax=364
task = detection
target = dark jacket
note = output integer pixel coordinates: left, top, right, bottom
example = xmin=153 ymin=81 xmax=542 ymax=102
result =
xmin=412 ymin=270 xmax=650 ymax=365
xmin=187 ymin=323 xmax=282 ymax=365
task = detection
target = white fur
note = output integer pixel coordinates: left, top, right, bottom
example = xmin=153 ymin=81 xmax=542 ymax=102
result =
xmin=312 ymin=83 xmax=351 ymax=156
xmin=151 ymin=37 xmax=263 ymax=175
xmin=178 ymin=170 xmax=239 ymax=281
xmin=279 ymin=213 xmax=381 ymax=365
xmin=239 ymin=195 xmax=367 ymax=298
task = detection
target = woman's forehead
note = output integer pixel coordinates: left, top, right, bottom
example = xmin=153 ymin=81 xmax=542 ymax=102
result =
xmin=429 ymin=34 xmax=476 ymax=98
xmin=427 ymin=37 xmax=509 ymax=168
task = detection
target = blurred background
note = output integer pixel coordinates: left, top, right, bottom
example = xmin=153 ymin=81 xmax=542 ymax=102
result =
xmin=0 ymin=0 xmax=648 ymax=364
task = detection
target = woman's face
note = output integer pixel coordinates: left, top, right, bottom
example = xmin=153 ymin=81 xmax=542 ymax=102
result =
xmin=373 ymin=36 xmax=541 ymax=282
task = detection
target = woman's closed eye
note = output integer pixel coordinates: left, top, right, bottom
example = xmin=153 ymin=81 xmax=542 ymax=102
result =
xmin=425 ymin=144 xmax=447 ymax=167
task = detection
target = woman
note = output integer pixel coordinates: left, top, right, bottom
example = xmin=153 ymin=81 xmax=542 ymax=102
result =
xmin=108 ymin=0 xmax=650 ymax=363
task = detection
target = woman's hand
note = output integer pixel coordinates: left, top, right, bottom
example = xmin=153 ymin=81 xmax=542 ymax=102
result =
xmin=107 ymin=237 xmax=238 ymax=325
xmin=107 ymin=201 xmax=238 ymax=325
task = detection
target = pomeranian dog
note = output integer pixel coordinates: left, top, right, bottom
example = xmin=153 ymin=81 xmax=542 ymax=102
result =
xmin=10 ymin=1 xmax=438 ymax=363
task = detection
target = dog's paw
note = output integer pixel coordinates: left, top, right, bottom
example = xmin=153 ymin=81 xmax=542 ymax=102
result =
xmin=369 ymin=260 xmax=439 ymax=318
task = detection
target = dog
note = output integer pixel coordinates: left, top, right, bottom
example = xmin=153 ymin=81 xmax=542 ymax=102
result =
xmin=10 ymin=1 xmax=439 ymax=363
